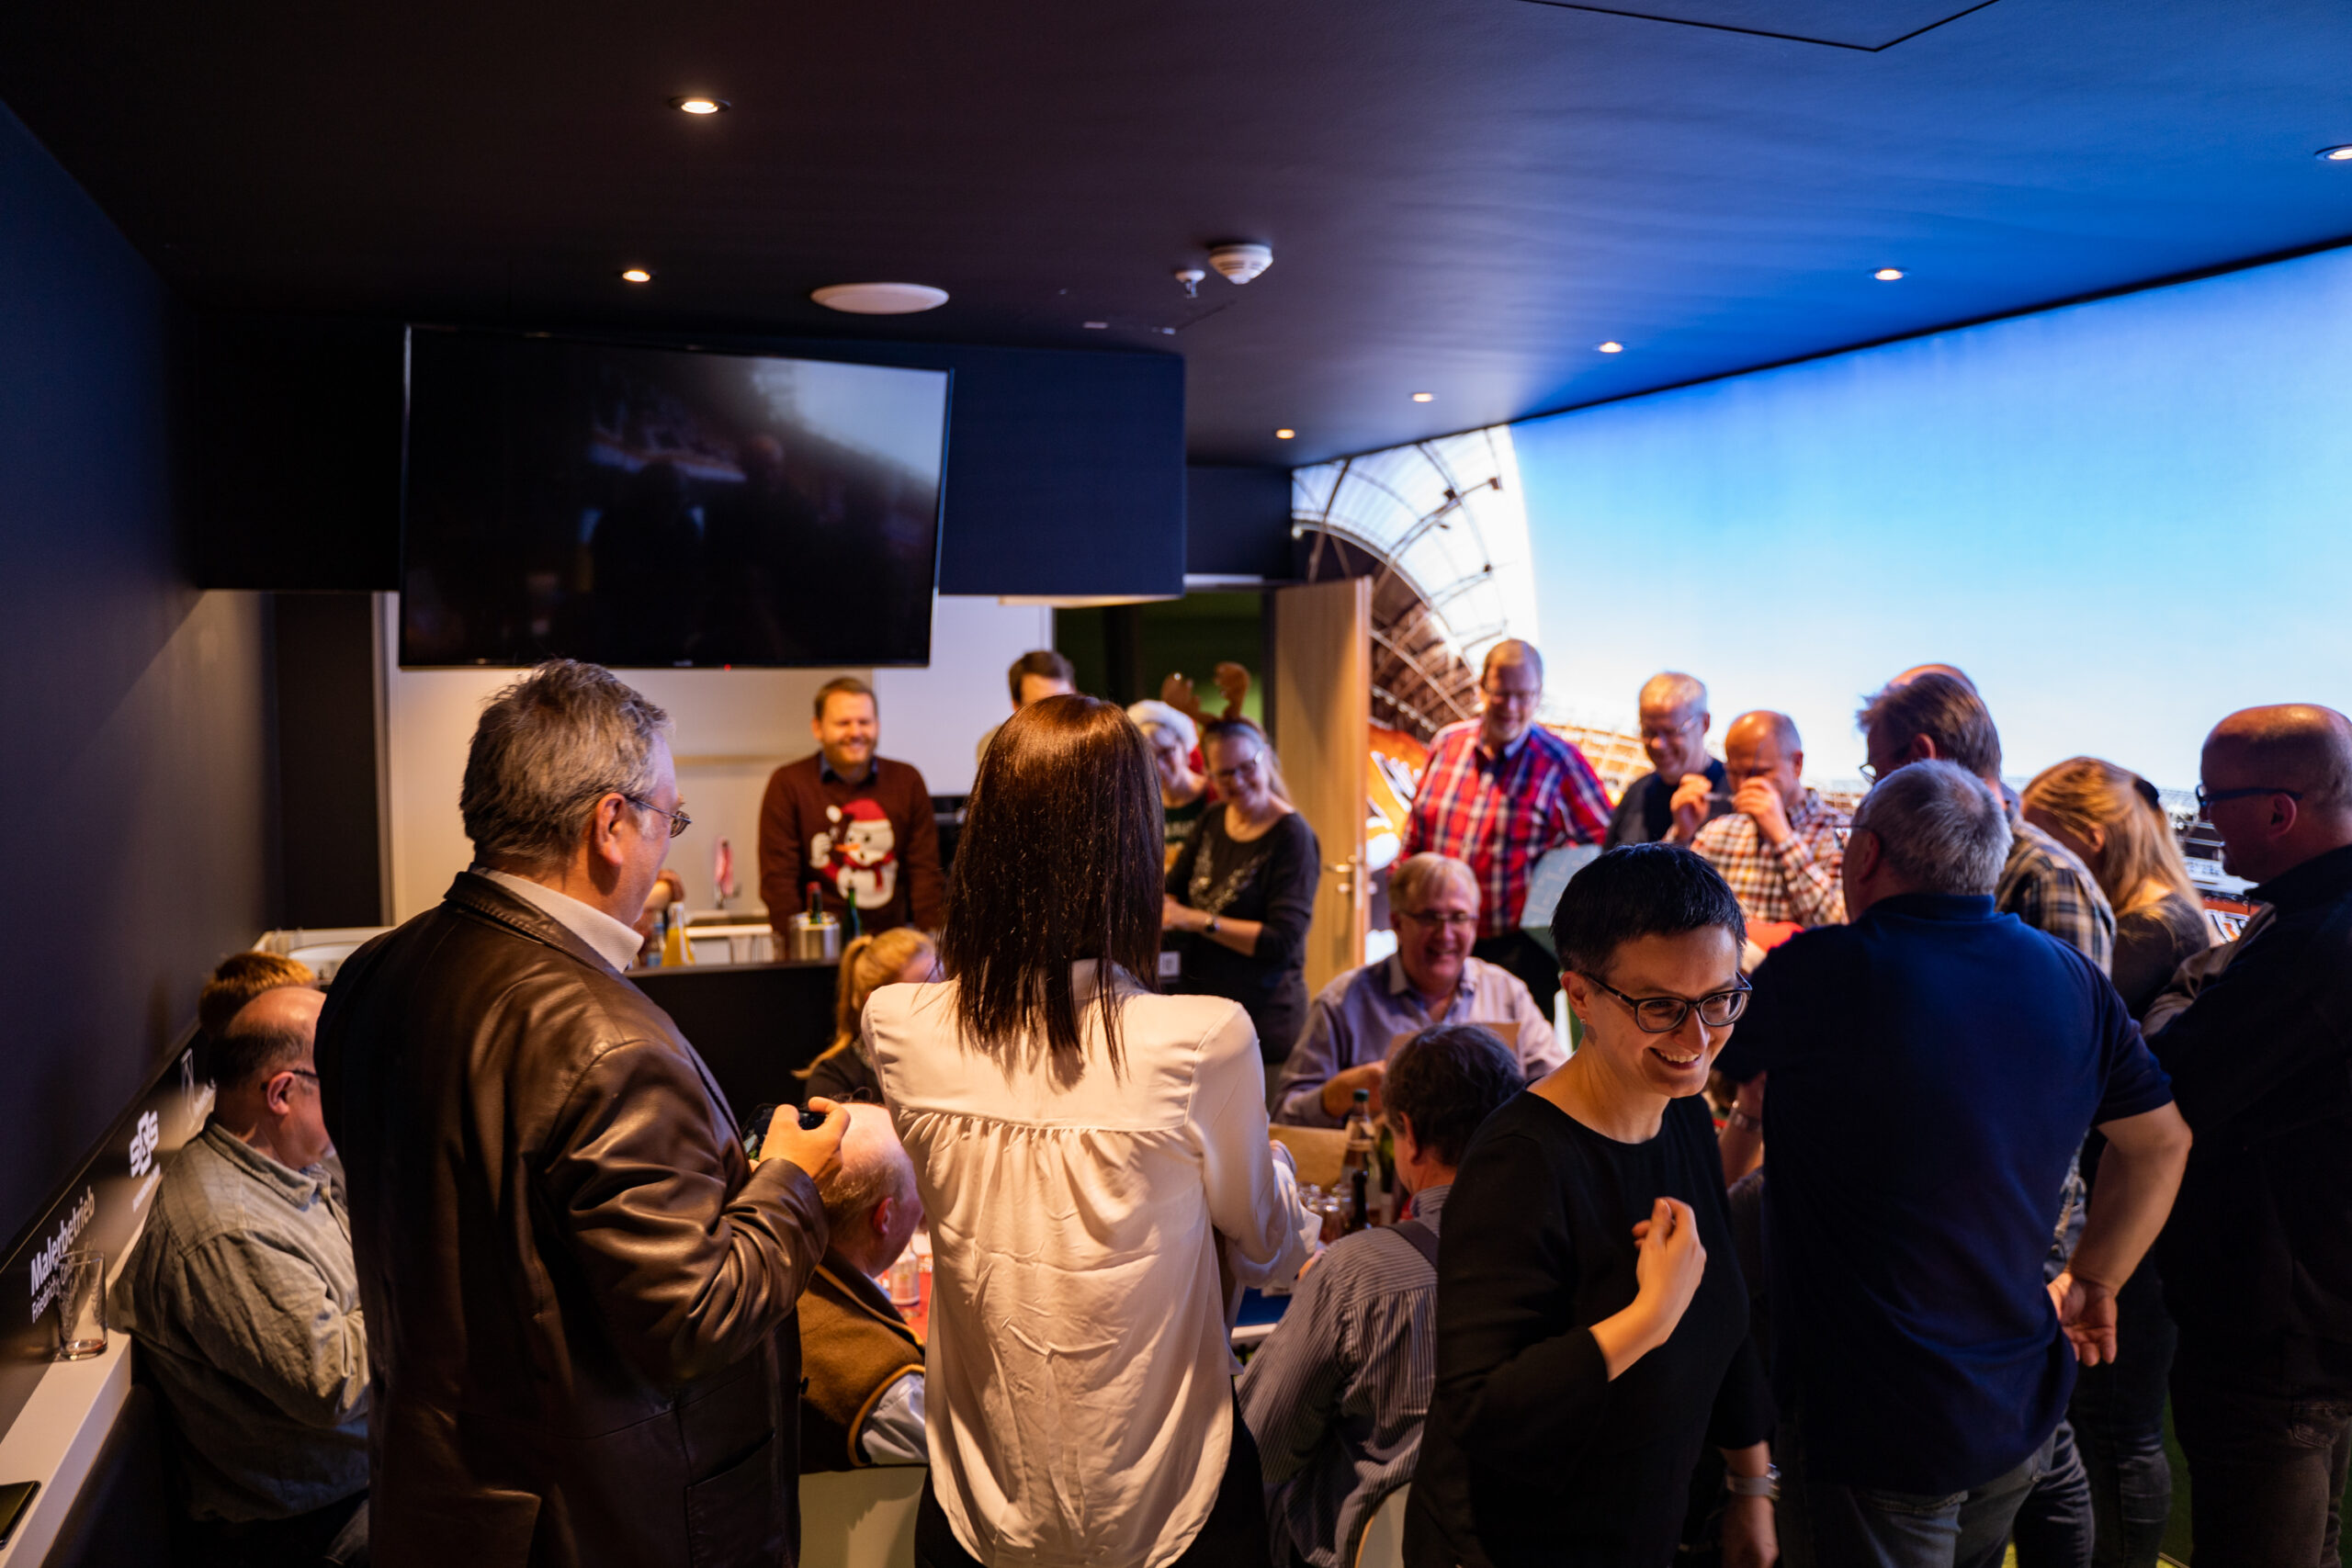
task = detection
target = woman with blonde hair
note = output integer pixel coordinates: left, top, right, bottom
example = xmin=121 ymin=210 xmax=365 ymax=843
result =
xmin=2020 ymin=757 xmax=2211 ymax=1568
xmin=801 ymin=926 xmax=938 ymax=1104
xmin=2020 ymin=758 xmax=2210 ymax=1018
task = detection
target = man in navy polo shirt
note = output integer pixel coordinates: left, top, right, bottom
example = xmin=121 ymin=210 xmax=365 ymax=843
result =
xmin=1723 ymin=761 xmax=2191 ymax=1568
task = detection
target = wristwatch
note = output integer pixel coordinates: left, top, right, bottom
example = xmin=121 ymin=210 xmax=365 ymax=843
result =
xmin=1205 ymin=914 xmax=1221 ymax=935
xmin=1725 ymin=1108 xmax=1763 ymax=1134
xmin=1724 ymin=1463 xmax=1780 ymax=1499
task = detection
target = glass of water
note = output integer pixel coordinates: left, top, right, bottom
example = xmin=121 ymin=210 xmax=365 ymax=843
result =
xmin=52 ymin=1250 xmax=106 ymax=1361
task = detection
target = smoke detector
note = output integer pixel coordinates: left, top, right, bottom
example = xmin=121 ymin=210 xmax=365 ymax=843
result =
xmin=1207 ymin=243 xmax=1272 ymax=285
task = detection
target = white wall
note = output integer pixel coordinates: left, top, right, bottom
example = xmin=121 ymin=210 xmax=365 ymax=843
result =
xmin=381 ymin=594 xmax=1053 ymax=923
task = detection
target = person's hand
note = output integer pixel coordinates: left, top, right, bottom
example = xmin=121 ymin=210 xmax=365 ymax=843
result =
xmin=1162 ymin=896 xmax=1199 ymax=933
xmin=1721 ymin=1494 xmax=1779 ymax=1568
xmin=1321 ymin=1061 xmax=1387 ymax=1120
xmin=1630 ymin=1197 xmax=1707 ymax=1333
xmin=1733 ymin=779 xmax=1793 ymax=848
xmin=2050 ymin=1270 xmax=2119 ymax=1365
xmin=760 ymin=1099 xmax=849 ymax=1187
xmin=1669 ymin=773 xmax=1716 ymax=842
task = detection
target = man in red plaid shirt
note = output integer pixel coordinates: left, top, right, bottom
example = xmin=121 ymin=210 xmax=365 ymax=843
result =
xmin=1400 ymin=640 xmax=1611 ymax=1014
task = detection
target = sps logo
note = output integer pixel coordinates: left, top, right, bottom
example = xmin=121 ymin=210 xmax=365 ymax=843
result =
xmin=129 ymin=1110 xmax=161 ymax=1179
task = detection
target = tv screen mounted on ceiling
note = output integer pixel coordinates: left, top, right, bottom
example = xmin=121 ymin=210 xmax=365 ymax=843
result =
xmin=400 ymin=327 xmax=951 ymax=668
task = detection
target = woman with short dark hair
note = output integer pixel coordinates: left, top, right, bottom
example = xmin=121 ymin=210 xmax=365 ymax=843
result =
xmin=866 ymin=694 xmax=1313 ymax=1568
xmin=1408 ymin=844 xmax=1777 ymax=1568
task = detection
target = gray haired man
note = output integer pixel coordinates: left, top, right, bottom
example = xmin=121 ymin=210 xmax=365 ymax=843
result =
xmin=1717 ymin=761 xmax=2190 ymax=1568
xmin=1608 ymin=671 xmax=1731 ymax=848
xmin=318 ymin=660 xmax=848 ymax=1568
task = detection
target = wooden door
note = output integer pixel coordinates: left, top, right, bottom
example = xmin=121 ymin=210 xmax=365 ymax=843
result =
xmin=1272 ymin=578 xmax=1371 ymax=1004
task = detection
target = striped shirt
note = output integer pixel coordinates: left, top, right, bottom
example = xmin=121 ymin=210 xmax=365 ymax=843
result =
xmin=1691 ymin=786 xmax=1850 ymax=928
xmin=1240 ymin=1185 xmax=1449 ymax=1568
xmin=1400 ymin=724 xmax=1612 ymax=940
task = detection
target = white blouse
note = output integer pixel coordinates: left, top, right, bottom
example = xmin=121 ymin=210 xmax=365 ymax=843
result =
xmin=865 ymin=964 xmax=1313 ymax=1568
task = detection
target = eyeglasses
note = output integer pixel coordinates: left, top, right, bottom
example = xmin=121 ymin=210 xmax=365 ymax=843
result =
xmin=1580 ymin=973 xmax=1752 ymax=1033
xmin=621 ymin=795 xmax=693 ymax=839
xmin=2195 ymin=783 xmax=2302 ymax=813
xmin=1858 ymin=761 xmax=1883 ymax=784
xmin=1396 ymin=909 xmax=1478 ymax=931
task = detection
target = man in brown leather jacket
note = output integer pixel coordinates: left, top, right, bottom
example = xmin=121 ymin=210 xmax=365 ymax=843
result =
xmin=318 ymin=660 xmax=845 ymax=1568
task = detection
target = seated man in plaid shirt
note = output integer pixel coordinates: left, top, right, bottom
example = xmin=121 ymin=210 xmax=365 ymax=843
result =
xmin=1689 ymin=710 xmax=1851 ymax=929
xmin=1399 ymin=639 xmax=1611 ymax=1015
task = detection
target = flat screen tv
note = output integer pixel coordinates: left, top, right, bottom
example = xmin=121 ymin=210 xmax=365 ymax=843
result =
xmin=401 ymin=328 xmax=950 ymax=668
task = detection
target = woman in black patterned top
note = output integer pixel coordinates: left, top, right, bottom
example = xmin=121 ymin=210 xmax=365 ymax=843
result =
xmin=1165 ymin=718 xmax=1321 ymax=1066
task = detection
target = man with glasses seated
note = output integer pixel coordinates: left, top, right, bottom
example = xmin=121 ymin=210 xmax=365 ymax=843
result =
xmin=1401 ymin=640 xmax=1612 ymax=1016
xmin=1272 ymin=853 xmax=1563 ymax=1127
xmin=1606 ymin=671 xmax=1731 ymax=849
xmin=1713 ymin=761 xmax=2190 ymax=1568
xmin=114 ymin=985 xmax=372 ymax=1568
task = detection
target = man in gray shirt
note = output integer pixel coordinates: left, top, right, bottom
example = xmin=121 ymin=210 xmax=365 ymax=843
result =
xmin=115 ymin=984 xmax=369 ymax=1567
xmin=1242 ymin=1024 xmax=1525 ymax=1568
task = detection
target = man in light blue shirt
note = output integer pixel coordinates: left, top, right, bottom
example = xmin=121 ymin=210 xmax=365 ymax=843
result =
xmin=1272 ymin=853 xmax=1563 ymax=1126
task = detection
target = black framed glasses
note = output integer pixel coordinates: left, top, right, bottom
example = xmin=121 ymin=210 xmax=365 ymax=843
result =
xmin=621 ymin=794 xmax=693 ymax=838
xmin=1581 ymin=973 xmax=1752 ymax=1033
xmin=2195 ymin=783 xmax=2301 ymax=813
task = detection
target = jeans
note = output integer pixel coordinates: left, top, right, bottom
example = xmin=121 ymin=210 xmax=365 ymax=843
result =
xmin=2170 ymin=1341 xmax=2352 ymax=1568
xmin=2008 ymin=1420 xmax=2092 ymax=1568
xmin=1471 ymin=931 xmax=1558 ymax=1018
xmin=1779 ymin=1404 xmax=2052 ymax=1568
xmin=2066 ymin=1264 xmax=2176 ymax=1568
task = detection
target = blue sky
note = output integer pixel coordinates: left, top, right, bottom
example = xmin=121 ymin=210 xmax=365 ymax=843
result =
xmin=1508 ymin=243 xmax=2352 ymax=791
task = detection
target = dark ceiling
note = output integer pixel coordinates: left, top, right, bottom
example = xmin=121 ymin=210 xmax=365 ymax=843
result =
xmin=4 ymin=0 xmax=2349 ymax=467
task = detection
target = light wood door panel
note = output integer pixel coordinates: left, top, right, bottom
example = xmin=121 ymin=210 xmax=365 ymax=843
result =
xmin=1272 ymin=578 xmax=1370 ymax=1006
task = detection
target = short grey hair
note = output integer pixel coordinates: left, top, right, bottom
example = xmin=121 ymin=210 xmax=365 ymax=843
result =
xmin=1125 ymin=699 xmax=1197 ymax=753
xmin=461 ymin=660 xmax=672 ymax=871
xmin=1640 ymin=671 xmax=1708 ymax=716
xmin=1850 ymin=759 xmax=2011 ymax=895
xmin=1389 ymin=852 xmax=1478 ymax=916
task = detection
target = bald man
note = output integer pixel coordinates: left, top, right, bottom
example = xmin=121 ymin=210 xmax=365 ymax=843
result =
xmin=2141 ymin=704 xmax=2352 ymax=1567
xmin=113 ymin=985 xmax=371 ymax=1567
xmin=1690 ymin=711 xmax=1850 ymax=928
xmin=1401 ymin=640 xmax=1611 ymax=1013
xmin=797 ymin=1103 xmax=928 ymax=1472
xmin=1606 ymin=671 xmax=1732 ymax=848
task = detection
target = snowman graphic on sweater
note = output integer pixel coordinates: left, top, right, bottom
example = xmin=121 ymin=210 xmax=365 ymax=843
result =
xmin=810 ymin=798 xmax=899 ymax=910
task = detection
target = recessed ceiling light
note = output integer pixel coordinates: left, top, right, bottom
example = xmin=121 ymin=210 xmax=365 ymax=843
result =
xmin=1274 ymin=428 xmax=1295 ymax=440
xmin=1082 ymin=321 xmax=1109 ymax=329
xmin=1874 ymin=267 xmax=1905 ymax=281
xmin=1597 ymin=341 xmax=1624 ymax=354
xmin=671 ymin=96 xmax=729 ymax=115
xmin=619 ymin=267 xmax=654 ymax=284
xmin=1411 ymin=391 xmax=1435 ymax=402
xmin=811 ymin=282 xmax=949 ymax=314
xmin=2320 ymin=144 xmax=2352 ymax=162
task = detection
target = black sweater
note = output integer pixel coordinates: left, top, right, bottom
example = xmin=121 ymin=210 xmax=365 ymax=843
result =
xmin=1166 ymin=808 xmax=1320 ymax=1062
xmin=2147 ymin=842 xmax=2352 ymax=1385
xmin=1407 ymin=1091 xmax=1771 ymax=1568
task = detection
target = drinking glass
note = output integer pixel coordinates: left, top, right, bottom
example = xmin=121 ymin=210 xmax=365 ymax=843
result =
xmin=52 ymin=1250 xmax=106 ymax=1361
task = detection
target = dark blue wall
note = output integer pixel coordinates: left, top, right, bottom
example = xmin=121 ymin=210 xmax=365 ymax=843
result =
xmin=0 ymin=104 xmax=275 ymax=1247
xmin=1185 ymin=465 xmax=1293 ymax=580
xmin=195 ymin=319 xmax=1190 ymax=603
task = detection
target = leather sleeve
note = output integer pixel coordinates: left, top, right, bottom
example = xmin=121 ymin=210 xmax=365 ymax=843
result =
xmin=540 ymin=1037 xmax=830 ymax=1386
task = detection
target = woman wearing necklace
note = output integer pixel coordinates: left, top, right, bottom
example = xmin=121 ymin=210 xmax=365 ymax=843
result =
xmin=1164 ymin=717 xmax=1322 ymax=1070
xmin=1408 ymin=843 xmax=1777 ymax=1568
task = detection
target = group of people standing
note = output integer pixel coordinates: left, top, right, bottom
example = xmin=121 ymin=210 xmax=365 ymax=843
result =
xmin=108 ymin=637 xmax=2352 ymax=1568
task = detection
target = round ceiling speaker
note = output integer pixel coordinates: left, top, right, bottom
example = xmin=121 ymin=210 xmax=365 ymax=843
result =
xmin=810 ymin=282 xmax=949 ymax=314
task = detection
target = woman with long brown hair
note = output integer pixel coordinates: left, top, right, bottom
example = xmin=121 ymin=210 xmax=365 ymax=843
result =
xmin=799 ymin=926 xmax=938 ymax=1103
xmin=2021 ymin=756 xmax=2212 ymax=1568
xmin=865 ymin=694 xmax=1313 ymax=1568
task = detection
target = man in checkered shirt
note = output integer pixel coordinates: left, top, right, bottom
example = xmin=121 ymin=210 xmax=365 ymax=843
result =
xmin=1689 ymin=710 xmax=1850 ymax=928
xmin=1399 ymin=640 xmax=1610 ymax=1015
